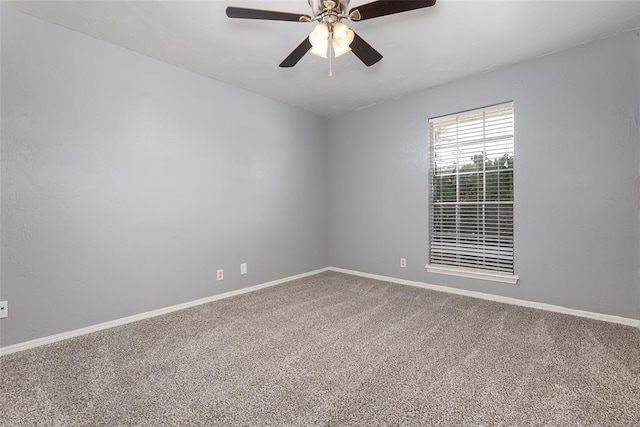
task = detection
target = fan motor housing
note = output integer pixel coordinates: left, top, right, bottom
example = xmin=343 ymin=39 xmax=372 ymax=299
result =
xmin=308 ymin=0 xmax=350 ymax=17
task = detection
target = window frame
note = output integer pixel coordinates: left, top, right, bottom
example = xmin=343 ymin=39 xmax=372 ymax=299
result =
xmin=425 ymin=102 xmax=519 ymax=284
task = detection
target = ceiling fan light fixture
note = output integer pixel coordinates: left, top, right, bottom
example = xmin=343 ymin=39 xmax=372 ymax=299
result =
xmin=332 ymin=22 xmax=354 ymax=49
xmin=332 ymin=42 xmax=352 ymax=58
xmin=310 ymin=42 xmax=329 ymax=58
xmin=308 ymin=23 xmax=330 ymax=58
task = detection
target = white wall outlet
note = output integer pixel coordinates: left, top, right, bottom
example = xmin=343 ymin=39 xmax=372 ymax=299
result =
xmin=0 ymin=301 xmax=7 ymax=319
xmin=216 ymin=269 xmax=224 ymax=281
xmin=400 ymin=258 xmax=407 ymax=268
xmin=240 ymin=263 xmax=247 ymax=275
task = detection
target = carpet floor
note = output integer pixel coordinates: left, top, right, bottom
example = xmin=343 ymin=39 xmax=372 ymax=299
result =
xmin=2 ymin=271 xmax=640 ymax=425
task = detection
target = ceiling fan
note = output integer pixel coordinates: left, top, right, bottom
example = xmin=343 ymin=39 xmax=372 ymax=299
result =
xmin=226 ymin=0 xmax=437 ymax=68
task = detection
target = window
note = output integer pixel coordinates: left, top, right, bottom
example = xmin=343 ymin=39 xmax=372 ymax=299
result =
xmin=427 ymin=102 xmax=517 ymax=283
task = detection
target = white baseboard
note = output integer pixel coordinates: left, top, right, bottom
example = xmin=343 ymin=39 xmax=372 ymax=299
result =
xmin=328 ymin=267 xmax=640 ymax=328
xmin=3 ymin=265 xmax=637 ymax=356
xmin=0 ymin=267 xmax=330 ymax=356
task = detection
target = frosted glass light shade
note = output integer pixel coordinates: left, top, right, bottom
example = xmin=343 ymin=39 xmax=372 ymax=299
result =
xmin=309 ymin=23 xmax=329 ymax=58
xmin=332 ymin=22 xmax=354 ymax=49
xmin=333 ymin=42 xmax=351 ymax=57
xmin=310 ymin=42 xmax=329 ymax=58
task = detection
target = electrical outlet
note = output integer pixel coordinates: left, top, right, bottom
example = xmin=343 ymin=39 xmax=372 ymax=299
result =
xmin=240 ymin=263 xmax=247 ymax=275
xmin=400 ymin=258 xmax=407 ymax=268
xmin=0 ymin=301 xmax=7 ymax=319
xmin=217 ymin=269 xmax=224 ymax=281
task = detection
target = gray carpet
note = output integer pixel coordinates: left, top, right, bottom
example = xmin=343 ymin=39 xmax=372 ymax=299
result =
xmin=2 ymin=271 xmax=640 ymax=426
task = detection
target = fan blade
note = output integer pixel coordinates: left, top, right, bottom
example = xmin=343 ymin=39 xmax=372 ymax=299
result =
xmin=349 ymin=0 xmax=436 ymax=21
xmin=279 ymin=38 xmax=312 ymax=68
xmin=350 ymin=32 xmax=383 ymax=66
xmin=226 ymin=6 xmax=311 ymax=22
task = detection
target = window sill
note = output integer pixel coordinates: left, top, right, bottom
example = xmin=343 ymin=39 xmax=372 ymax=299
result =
xmin=425 ymin=264 xmax=519 ymax=284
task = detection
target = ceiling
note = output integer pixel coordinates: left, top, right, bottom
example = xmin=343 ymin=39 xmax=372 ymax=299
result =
xmin=5 ymin=0 xmax=640 ymax=117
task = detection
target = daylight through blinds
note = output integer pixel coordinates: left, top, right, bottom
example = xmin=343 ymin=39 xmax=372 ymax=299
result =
xmin=429 ymin=103 xmax=514 ymax=274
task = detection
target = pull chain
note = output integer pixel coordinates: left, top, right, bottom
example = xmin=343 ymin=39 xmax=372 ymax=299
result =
xmin=328 ymin=31 xmax=333 ymax=77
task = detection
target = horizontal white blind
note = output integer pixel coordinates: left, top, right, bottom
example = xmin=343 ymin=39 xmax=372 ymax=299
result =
xmin=429 ymin=103 xmax=514 ymax=274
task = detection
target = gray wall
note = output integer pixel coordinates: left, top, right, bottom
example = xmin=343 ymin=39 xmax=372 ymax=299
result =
xmin=0 ymin=9 xmax=328 ymax=347
xmin=328 ymin=31 xmax=640 ymax=320
xmin=2 ymin=9 xmax=639 ymax=349
xmin=637 ymin=31 xmax=640 ymax=319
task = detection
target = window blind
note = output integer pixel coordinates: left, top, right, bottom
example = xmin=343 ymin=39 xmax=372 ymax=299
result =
xmin=429 ymin=102 xmax=514 ymax=274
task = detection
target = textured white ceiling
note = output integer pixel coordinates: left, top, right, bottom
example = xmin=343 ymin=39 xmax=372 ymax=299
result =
xmin=5 ymin=0 xmax=640 ymax=117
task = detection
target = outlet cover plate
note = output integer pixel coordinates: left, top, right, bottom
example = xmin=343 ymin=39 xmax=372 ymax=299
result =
xmin=0 ymin=301 xmax=7 ymax=319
